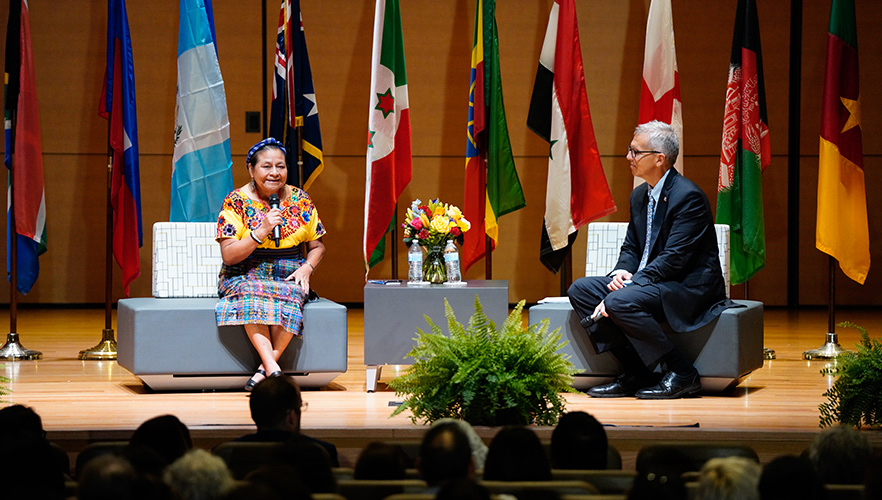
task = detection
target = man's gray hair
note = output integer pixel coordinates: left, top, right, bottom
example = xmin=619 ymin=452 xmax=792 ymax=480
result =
xmin=635 ymin=120 xmax=679 ymax=166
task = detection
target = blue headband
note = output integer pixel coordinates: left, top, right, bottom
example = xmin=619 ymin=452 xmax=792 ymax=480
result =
xmin=246 ymin=138 xmax=286 ymax=166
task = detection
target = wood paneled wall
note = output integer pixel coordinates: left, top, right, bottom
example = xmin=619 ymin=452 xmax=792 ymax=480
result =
xmin=0 ymin=0 xmax=880 ymax=306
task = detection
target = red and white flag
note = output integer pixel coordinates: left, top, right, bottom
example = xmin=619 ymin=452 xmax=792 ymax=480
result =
xmin=364 ymin=0 xmax=412 ymax=274
xmin=638 ymin=0 xmax=683 ymax=179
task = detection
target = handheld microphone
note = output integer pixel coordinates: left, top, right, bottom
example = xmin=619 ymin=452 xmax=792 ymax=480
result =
xmin=268 ymin=193 xmax=281 ymax=247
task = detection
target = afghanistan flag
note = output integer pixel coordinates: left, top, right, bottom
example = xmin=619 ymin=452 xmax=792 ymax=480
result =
xmin=527 ymin=0 xmax=616 ymax=274
xmin=816 ymin=0 xmax=869 ymax=284
xmin=716 ymin=0 xmax=769 ymax=285
xmin=4 ymin=0 xmax=47 ymax=295
xmin=463 ymin=0 xmax=525 ymax=272
xmin=100 ymin=0 xmax=142 ymax=296
xmin=638 ymin=0 xmax=683 ymax=179
xmin=269 ymin=0 xmax=323 ymax=189
xmin=364 ymin=0 xmax=412 ymax=273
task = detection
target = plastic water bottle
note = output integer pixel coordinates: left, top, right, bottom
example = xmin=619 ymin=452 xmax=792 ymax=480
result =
xmin=408 ymin=241 xmax=423 ymax=283
xmin=443 ymin=240 xmax=461 ymax=283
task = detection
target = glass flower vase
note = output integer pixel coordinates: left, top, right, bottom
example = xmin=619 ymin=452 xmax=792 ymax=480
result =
xmin=423 ymin=246 xmax=447 ymax=284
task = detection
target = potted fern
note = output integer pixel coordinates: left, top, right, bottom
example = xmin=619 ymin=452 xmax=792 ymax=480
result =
xmin=389 ymin=296 xmax=579 ymax=426
xmin=819 ymin=322 xmax=882 ymax=428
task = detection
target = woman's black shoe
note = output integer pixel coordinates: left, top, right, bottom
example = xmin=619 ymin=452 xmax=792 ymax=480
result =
xmin=244 ymin=369 xmax=266 ymax=392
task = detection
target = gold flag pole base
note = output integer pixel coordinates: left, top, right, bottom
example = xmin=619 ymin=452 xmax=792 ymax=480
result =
xmin=79 ymin=329 xmax=118 ymax=360
xmin=803 ymin=332 xmax=852 ymax=360
xmin=763 ymin=348 xmax=776 ymax=360
xmin=0 ymin=333 xmax=42 ymax=360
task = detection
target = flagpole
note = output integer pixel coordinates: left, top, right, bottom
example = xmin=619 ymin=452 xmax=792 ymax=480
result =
xmin=803 ymin=256 xmax=850 ymax=359
xmin=559 ymin=251 xmax=572 ymax=297
xmin=390 ymin=203 xmax=398 ymax=279
xmin=0 ymin=150 xmax=42 ymax=360
xmin=79 ymin=148 xmax=118 ymax=360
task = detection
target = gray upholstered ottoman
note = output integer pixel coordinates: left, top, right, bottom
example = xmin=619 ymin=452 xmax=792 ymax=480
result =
xmin=528 ymin=299 xmax=763 ymax=392
xmin=117 ymin=297 xmax=347 ymax=391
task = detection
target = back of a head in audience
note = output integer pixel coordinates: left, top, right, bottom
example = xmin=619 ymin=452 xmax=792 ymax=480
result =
xmin=163 ymin=448 xmax=235 ymax=500
xmin=273 ymin=435 xmax=337 ymax=493
xmin=78 ymin=454 xmax=173 ymax=500
xmin=0 ymin=404 xmax=67 ymax=499
xmin=551 ymin=411 xmax=608 ymax=470
xmin=250 ymin=375 xmax=303 ymax=433
xmin=696 ymin=456 xmax=761 ymax=500
xmin=807 ymin=424 xmax=872 ymax=484
xmin=431 ymin=418 xmax=488 ymax=471
xmin=758 ymin=455 xmax=822 ymax=500
xmin=629 ymin=448 xmax=690 ymax=500
xmin=418 ymin=421 xmax=474 ymax=486
xmin=483 ymin=426 xmax=551 ymax=482
xmin=0 ymin=403 xmax=45 ymax=439
xmin=128 ymin=414 xmax=192 ymax=468
xmin=355 ymin=441 xmax=407 ymax=479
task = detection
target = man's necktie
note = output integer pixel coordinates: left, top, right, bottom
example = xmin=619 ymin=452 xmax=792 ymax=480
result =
xmin=638 ymin=194 xmax=655 ymax=271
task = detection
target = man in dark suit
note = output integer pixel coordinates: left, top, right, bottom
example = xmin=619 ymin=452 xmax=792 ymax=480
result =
xmin=568 ymin=120 xmax=732 ymax=399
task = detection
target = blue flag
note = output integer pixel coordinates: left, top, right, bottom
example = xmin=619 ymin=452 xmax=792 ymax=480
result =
xmin=269 ymin=0 xmax=323 ymax=189
xmin=170 ymin=0 xmax=233 ymax=222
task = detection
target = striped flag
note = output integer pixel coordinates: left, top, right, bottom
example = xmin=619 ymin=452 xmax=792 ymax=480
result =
xmin=638 ymin=0 xmax=683 ymax=178
xmin=4 ymin=0 xmax=47 ymax=295
xmin=364 ymin=0 xmax=412 ymax=273
xmin=816 ymin=0 xmax=869 ymax=284
xmin=463 ymin=0 xmax=525 ymax=272
xmin=527 ymin=0 xmax=616 ymax=274
xmin=99 ymin=0 xmax=142 ymax=296
xmin=170 ymin=0 xmax=233 ymax=223
xmin=716 ymin=0 xmax=769 ymax=285
xmin=269 ymin=0 xmax=323 ymax=189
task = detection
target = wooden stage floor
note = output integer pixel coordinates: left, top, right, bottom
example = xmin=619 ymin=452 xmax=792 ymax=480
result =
xmin=2 ymin=306 xmax=881 ymax=468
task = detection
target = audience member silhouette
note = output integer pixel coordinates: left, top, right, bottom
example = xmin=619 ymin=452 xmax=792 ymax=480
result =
xmin=245 ymin=464 xmax=314 ymax=500
xmin=435 ymin=478 xmax=493 ymax=500
xmin=431 ymin=418 xmax=488 ymax=471
xmin=550 ymin=411 xmax=609 ymax=470
xmin=696 ymin=456 xmax=760 ymax=500
xmin=807 ymin=424 xmax=872 ymax=485
xmin=0 ymin=404 xmax=67 ymax=500
xmin=235 ymin=375 xmax=339 ymax=466
xmin=355 ymin=441 xmax=408 ymax=479
xmin=124 ymin=414 xmax=193 ymax=479
xmin=757 ymin=455 xmax=823 ymax=500
xmin=483 ymin=426 xmax=552 ymax=481
xmin=273 ymin=436 xmax=337 ymax=493
xmin=417 ymin=421 xmax=475 ymax=487
xmin=628 ymin=447 xmax=689 ymax=500
xmin=163 ymin=448 xmax=235 ymax=500
xmin=77 ymin=454 xmax=173 ymax=500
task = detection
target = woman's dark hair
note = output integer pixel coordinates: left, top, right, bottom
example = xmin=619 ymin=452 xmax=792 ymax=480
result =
xmin=483 ymin=426 xmax=551 ymax=481
xmin=355 ymin=441 xmax=407 ymax=479
xmin=551 ymin=411 xmax=608 ymax=470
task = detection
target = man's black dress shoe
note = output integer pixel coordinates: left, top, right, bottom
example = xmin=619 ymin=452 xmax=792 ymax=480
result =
xmin=587 ymin=372 xmax=652 ymax=398
xmin=635 ymin=371 xmax=701 ymax=399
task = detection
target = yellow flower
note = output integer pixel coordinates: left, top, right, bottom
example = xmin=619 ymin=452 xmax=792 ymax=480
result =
xmin=447 ymin=205 xmax=463 ymax=220
xmin=419 ymin=212 xmax=431 ymax=227
xmin=457 ymin=218 xmax=471 ymax=232
xmin=430 ymin=215 xmax=450 ymax=233
xmin=432 ymin=205 xmax=446 ymax=217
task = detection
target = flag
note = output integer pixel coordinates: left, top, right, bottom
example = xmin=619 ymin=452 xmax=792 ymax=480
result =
xmin=638 ymin=0 xmax=683 ymax=177
xmin=4 ymin=0 xmax=47 ymax=295
xmin=527 ymin=0 xmax=616 ymax=274
xmin=816 ymin=0 xmax=869 ymax=284
xmin=269 ymin=0 xmax=323 ymax=189
xmin=364 ymin=0 xmax=412 ymax=273
xmin=100 ymin=0 xmax=142 ymax=296
xmin=716 ymin=0 xmax=770 ymax=285
xmin=170 ymin=0 xmax=233 ymax=223
xmin=462 ymin=0 xmax=525 ymax=272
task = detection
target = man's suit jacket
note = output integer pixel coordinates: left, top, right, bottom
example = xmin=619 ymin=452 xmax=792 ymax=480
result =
xmin=615 ymin=168 xmax=731 ymax=332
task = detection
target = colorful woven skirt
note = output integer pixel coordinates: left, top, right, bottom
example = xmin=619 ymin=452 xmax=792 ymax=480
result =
xmin=216 ymin=250 xmax=308 ymax=336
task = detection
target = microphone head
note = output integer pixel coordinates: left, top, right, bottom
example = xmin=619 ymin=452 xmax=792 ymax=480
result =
xmin=268 ymin=193 xmax=280 ymax=208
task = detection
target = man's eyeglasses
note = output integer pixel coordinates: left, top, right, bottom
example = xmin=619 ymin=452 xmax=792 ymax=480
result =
xmin=627 ymin=146 xmax=661 ymax=158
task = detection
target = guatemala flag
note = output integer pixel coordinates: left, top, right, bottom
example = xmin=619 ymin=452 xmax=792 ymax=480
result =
xmin=170 ymin=0 xmax=233 ymax=223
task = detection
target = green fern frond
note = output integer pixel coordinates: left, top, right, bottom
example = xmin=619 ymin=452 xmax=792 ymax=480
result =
xmin=819 ymin=322 xmax=882 ymax=428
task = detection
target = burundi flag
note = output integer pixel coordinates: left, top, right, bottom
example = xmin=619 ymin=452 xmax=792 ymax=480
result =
xmin=463 ymin=0 xmax=525 ymax=273
xmin=269 ymin=0 xmax=323 ymax=189
xmin=816 ymin=0 xmax=869 ymax=284
xmin=4 ymin=0 xmax=47 ymax=295
xmin=527 ymin=0 xmax=616 ymax=274
xmin=716 ymin=0 xmax=770 ymax=285
xmin=364 ymin=0 xmax=412 ymax=273
xmin=100 ymin=0 xmax=142 ymax=296
xmin=170 ymin=0 xmax=234 ymax=223
xmin=638 ymin=0 xmax=683 ymax=181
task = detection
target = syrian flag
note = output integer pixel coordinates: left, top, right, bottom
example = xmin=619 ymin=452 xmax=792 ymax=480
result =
xmin=638 ymin=0 xmax=683 ymax=180
xmin=527 ymin=0 xmax=615 ymax=274
xmin=364 ymin=0 xmax=412 ymax=274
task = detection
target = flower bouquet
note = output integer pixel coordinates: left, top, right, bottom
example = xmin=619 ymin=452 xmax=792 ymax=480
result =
xmin=402 ymin=199 xmax=470 ymax=283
